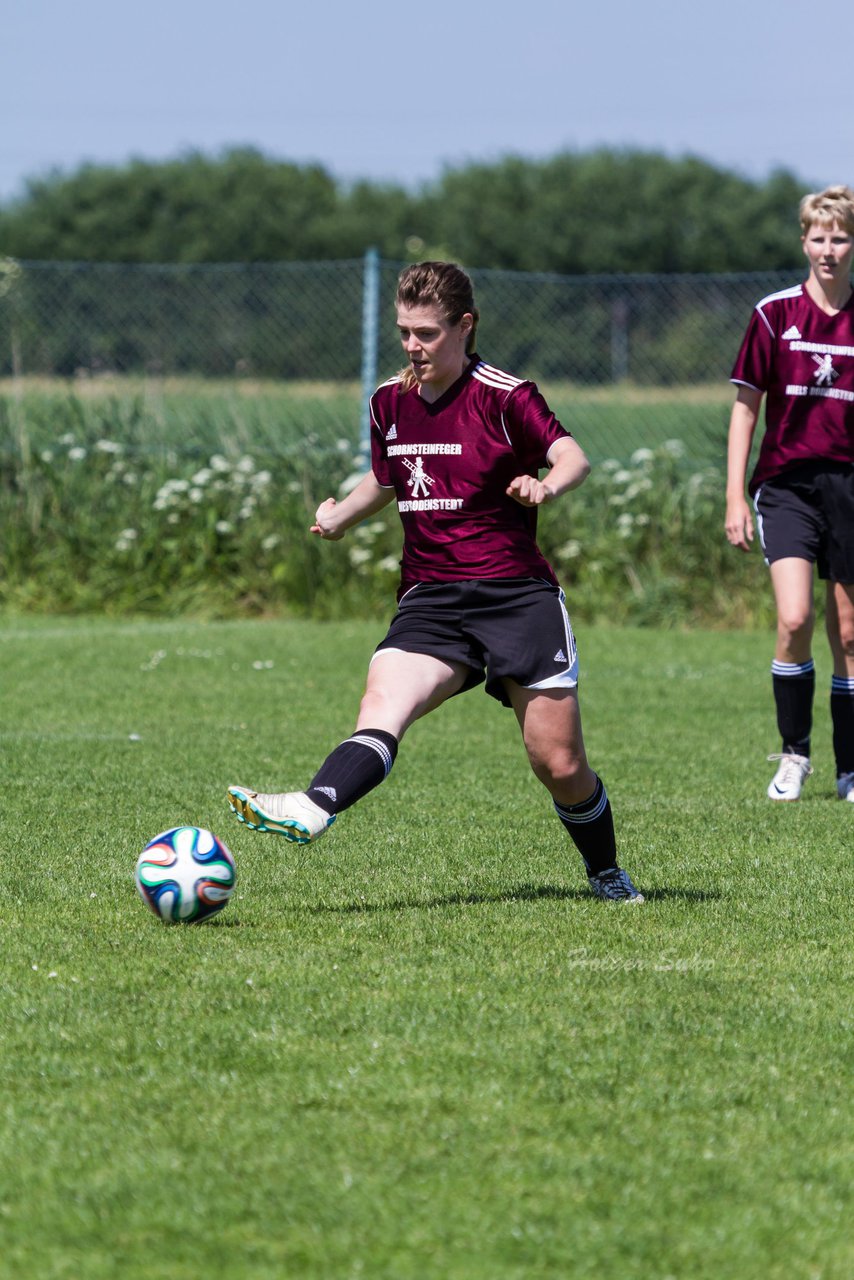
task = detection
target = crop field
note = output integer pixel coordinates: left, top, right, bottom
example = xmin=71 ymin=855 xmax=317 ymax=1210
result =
xmin=1 ymin=615 xmax=850 ymax=1279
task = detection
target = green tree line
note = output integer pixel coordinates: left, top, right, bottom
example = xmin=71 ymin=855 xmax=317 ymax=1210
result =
xmin=0 ymin=147 xmax=809 ymax=273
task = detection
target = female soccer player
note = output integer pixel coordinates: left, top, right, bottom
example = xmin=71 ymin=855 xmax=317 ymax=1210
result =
xmin=228 ymin=261 xmax=643 ymax=900
xmin=726 ymin=185 xmax=854 ymax=802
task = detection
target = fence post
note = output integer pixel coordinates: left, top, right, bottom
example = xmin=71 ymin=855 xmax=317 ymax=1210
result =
xmin=610 ymin=297 xmax=629 ymax=383
xmin=359 ymin=247 xmax=381 ymax=466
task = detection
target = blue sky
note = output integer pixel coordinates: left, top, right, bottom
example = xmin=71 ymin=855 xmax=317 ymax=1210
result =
xmin=4 ymin=0 xmax=852 ymax=202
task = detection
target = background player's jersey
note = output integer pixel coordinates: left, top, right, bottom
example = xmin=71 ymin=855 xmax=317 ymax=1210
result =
xmin=369 ymin=356 xmax=572 ymax=596
xmin=730 ymin=283 xmax=854 ymax=494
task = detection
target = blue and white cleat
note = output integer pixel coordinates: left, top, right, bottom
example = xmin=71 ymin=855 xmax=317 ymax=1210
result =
xmin=837 ymin=771 xmax=854 ymax=802
xmin=226 ymin=786 xmax=335 ymax=844
xmin=588 ymin=867 xmax=644 ymax=902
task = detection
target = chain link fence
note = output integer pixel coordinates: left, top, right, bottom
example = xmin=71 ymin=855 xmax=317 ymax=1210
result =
xmin=0 ymin=254 xmax=796 ymax=464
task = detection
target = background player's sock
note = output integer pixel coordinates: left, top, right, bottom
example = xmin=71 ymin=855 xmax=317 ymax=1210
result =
xmin=831 ymin=675 xmax=854 ymax=776
xmin=772 ymin=659 xmax=815 ymax=756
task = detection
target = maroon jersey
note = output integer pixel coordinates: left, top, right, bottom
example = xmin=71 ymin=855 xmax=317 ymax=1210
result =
xmin=730 ymin=283 xmax=854 ymax=494
xmin=369 ymin=356 xmax=572 ymax=596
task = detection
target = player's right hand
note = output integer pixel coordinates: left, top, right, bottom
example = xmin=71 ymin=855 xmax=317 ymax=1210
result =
xmin=724 ymin=497 xmax=754 ymax=551
xmin=311 ymin=497 xmax=346 ymax=540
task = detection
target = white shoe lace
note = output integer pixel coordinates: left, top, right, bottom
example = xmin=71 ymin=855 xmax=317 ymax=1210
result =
xmin=767 ymin=753 xmax=813 ymax=784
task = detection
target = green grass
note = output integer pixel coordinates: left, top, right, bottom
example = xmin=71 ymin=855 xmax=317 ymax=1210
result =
xmin=1 ymin=617 xmax=851 ymax=1279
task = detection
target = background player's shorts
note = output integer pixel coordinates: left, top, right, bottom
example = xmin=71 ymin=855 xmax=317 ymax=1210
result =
xmin=372 ymin=578 xmax=578 ymax=707
xmin=754 ymin=462 xmax=854 ymax=582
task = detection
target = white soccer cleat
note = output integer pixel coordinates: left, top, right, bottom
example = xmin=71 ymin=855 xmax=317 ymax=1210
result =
xmin=588 ymin=867 xmax=644 ymax=903
xmin=226 ymin=786 xmax=335 ymax=843
xmin=836 ymin=771 xmax=854 ymax=802
xmin=766 ymin=753 xmax=813 ymax=801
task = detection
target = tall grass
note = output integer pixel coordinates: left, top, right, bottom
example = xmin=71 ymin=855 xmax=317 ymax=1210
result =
xmin=0 ymin=379 xmax=770 ymax=626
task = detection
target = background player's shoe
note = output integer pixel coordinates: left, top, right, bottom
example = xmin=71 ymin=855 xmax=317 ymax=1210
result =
xmin=766 ymin=753 xmax=812 ymax=801
xmin=588 ymin=867 xmax=644 ymax=902
xmin=226 ymin=786 xmax=335 ymax=843
xmin=836 ymin=771 xmax=854 ymax=802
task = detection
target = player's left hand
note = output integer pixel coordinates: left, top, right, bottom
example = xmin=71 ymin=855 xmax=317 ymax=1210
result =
xmin=507 ymin=474 xmax=553 ymax=507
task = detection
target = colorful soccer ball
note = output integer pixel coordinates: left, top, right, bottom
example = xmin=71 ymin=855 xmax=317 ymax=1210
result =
xmin=135 ymin=826 xmax=236 ymax=924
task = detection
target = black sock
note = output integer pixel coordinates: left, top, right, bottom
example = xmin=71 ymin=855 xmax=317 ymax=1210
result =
xmin=554 ymin=776 xmax=617 ymax=877
xmin=771 ymin=659 xmax=815 ymax=756
xmin=305 ymin=728 xmax=398 ymax=815
xmin=831 ymin=676 xmax=854 ymax=775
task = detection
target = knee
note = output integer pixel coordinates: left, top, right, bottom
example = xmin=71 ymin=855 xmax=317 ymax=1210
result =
xmin=527 ymin=745 xmax=590 ymax=795
xmin=777 ymin=605 xmax=813 ymax=643
xmin=836 ymin=621 xmax=854 ymax=659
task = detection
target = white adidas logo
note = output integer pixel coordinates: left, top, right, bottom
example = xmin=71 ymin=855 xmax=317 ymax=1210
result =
xmin=386 ymin=424 xmax=398 ymax=441
xmin=554 ymin=649 xmax=567 ymax=663
xmin=783 ymin=325 xmax=802 ymax=340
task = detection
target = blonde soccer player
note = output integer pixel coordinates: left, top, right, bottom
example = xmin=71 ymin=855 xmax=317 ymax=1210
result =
xmin=726 ymin=185 xmax=854 ymax=802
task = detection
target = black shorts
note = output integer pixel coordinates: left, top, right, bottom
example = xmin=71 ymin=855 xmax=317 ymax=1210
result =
xmin=754 ymin=462 xmax=854 ymax=582
xmin=373 ymin=578 xmax=579 ymax=707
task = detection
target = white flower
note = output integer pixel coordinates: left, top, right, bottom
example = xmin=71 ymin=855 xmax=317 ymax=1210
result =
xmin=95 ymin=439 xmax=123 ymax=454
xmin=215 ymin=520 xmax=233 ymax=534
xmin=377 ymin=555 xmax=399 ymax=573
xmin=59 ymin=433 xmax=75 ymax=446
xmin=261 ymin=533 xmax=281 ymax=551
xmin=600 ymin=459 xmax=621 ymax=473
xmin=630 ymin=447 xmax=654 ymax=465
xmin=356 ymin=521 xmax=386 ymax=540
xmin=348 ymin=548 xmax=372 ymax=566
xmin=236 ymin=456 xmax=255 ymax=474
xmin=210 ymin=454 xmax=230 ymax=472
xmin=339 ymin=471 xmax=368 ymax=495
xmin=253 ymin=470 xmax=271 ymax=489
xmin=613 ymin=469 xmax=633 ymax=485
xmin=558 ymin=539 xmax=582 ymax=559
xmin=192 ymin=468 xmax=213 ymax=486
xmin=40 ymin=449 xmax=54 ymax=462
xmin=119 ymin=528 xmax=138 ymax=540
xmin=664 ymin=439 xmax=686 ymax=457
xmin=68 ymin=447 xmax=87 ymax=461
xmin=188 ymin=487 xmax=204 ymax=503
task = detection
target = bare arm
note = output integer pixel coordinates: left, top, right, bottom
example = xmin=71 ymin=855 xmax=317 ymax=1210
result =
xmin=506 ymin=436 xmax=591 ymax=507
xmin=725 ymin=386 xmax=763 ymax=551
xmin=310 ymin=470 xmax=394 ymax=541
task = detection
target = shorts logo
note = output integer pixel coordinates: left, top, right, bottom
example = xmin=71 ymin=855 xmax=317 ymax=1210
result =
xmin=403 ymin=456 xmax=435 ymax=498
xmin=554 ymin=648 xmax=567 ymax=663
xmin=812 ymin=353 xmax=838 ymax=386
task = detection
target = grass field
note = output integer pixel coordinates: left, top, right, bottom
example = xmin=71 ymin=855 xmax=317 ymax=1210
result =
xmin=1 ymin=616 xmax=851 ymax=1279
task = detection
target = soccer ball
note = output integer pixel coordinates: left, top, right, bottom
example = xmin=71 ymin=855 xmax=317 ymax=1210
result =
xmin=135 ymin=826 xmax=236 ymax=924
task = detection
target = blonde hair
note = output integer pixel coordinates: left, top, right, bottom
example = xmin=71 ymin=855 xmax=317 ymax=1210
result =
xmin=799 ymin=185 xmax=854 ymax=236
xmin=395 ymin=261 xmax=479 ymax=392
